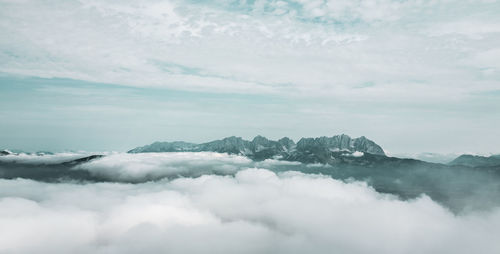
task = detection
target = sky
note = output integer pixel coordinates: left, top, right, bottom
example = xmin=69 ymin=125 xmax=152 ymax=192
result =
xmin=0 ymin=0 xmax=500 ymax=154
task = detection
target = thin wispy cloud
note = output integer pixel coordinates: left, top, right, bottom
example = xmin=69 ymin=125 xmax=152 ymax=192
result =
xmin=1 ymin=0 xmax=499 ymax=95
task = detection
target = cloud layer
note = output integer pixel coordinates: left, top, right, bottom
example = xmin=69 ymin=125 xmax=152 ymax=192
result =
xmin=74 ymin=152 xmax=305 ymax=181
xmin=1 ymin=0 xmax=499 ymax=99
xmin=1 ymin=168 xmax=500 ymax=254
xmin=74 ymin=152 xmax=254 ymax=181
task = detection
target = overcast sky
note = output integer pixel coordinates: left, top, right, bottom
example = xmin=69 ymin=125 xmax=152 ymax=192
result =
xmin=0 ymin=0 xmax=499 ymax=154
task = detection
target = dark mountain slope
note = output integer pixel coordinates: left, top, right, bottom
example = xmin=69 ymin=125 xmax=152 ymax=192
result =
xmin=449 ymin=154 xmax=500 ymax=168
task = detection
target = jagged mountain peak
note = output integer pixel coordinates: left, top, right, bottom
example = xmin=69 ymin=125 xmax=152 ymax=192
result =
xmin=295 ymin=135 xmax=384 ymax=156
xmin=278 ymin=137 xmax=295 ymax=149
xmin=222 ymin=136 xmax=244 ymax=141
xmin=252 ymin=135 xmax=270 ymax=143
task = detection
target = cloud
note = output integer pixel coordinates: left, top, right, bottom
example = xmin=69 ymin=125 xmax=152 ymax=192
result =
xmin=73 ymin=153 xmax=311 ymax=182
xmin=351 ymin=151 xmax=364 ymax=157
xmin=1 ymin=0 xmax=499 ymax=99
xmin=74 ymin=152 xmax=254 ymax=181
xmin=1 ymin=168 xmax=500 ymax=254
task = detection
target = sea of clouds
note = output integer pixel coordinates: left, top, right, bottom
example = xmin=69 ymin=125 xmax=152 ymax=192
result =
xmin=1 ymin=152 xmax=500 ymax=253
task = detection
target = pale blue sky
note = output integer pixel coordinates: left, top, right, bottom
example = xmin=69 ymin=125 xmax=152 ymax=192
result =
xmin=1 ymin=0 xmax=500 ymax=154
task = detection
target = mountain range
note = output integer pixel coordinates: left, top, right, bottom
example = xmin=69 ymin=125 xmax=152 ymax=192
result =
xmin=128 ymin=134 xmax=386 ymax=163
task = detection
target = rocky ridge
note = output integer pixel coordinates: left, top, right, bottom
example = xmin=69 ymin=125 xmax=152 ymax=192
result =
xmin=128 ymin=134 xmax=386 ymax=163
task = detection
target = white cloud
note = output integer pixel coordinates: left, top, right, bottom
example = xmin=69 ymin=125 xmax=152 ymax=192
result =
xmin=74 ymin=152 xmax=254 ymax=181
xmin=1 ymin=168 xmax=500 ymax=253
xmin=428 ymin=19 xmax=500 ymax=39
xmin=1 ymin=0 xmax=499 ymax=100
xmin=352 ymin=151 xmax=364 ymax=157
